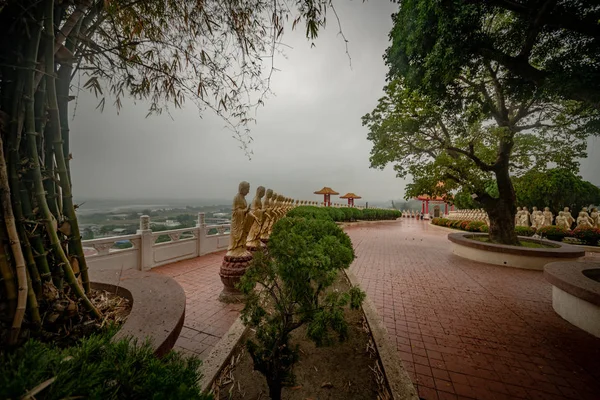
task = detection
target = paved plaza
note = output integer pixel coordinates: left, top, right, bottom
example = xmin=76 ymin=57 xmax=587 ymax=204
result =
xmin=155 ymin=219 xmax=600 ymax=399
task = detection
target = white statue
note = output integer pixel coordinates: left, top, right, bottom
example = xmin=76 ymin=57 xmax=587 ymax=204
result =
xmin=542 ymin=207 xmax=553 ymax=227
xmin=515 ymin=207 xmax=522 ymax=226
xmin=591 ymin=207 xmax=599 ymax=228
xmin=563 ymin=207 xmax=575 ymax=229
xmin=518 ymin=207 xmax=531 ymax=227
xmin=577 ymin=211 xmax=594 ymax=228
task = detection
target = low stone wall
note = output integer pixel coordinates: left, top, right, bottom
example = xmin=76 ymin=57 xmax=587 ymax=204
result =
xmin=448 ymin=232 xmax=585 ymax=270
xmin=83 ymin=213 xmax=230 ymax=271
xmin=90 ymin=268 xmax=186 ymax=357
xmin=544 ymin=261 xmax=600 ymax=338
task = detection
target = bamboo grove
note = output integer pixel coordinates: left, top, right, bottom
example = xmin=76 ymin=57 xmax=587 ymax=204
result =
xmin=0 ymin=0 xmax=339 ymax=346
xmin=0 ymin=0 xmax=102 ymax=346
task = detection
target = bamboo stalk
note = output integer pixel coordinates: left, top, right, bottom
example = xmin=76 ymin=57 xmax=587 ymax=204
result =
xmin=0 ymin=232 xmax=17 ymax=321
xmin=42 ymin=0 xmax=100 ymax=318
xmin=43 ymin=123 xmax=60 ymax=220
xmin=20 ymin=178 xmax=52 ymax=283
xmin=54 ymin=12 xmax=91 ymax=294
xmin=0 ymin=134 xmax=28 ymax=345
xmin=25 ymin=262 xmax=41 ymax=327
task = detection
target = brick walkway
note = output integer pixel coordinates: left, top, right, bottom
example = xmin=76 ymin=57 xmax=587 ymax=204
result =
xmin=346 ymin=219 xmax=600 ymax=400
xmin=153 ymin=251 xmax=242 ymax=359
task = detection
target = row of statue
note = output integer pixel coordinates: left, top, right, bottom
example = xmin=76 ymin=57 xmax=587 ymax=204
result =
xmin=219 ymin=182 xmax=376 ymax=300
xmin=447 ymin=209 xmax=489 ymax=224
xmin=516 ymin=206 xmax=600 ymax=230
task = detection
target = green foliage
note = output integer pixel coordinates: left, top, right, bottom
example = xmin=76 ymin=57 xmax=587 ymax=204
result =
xmin=571 ymin=227 xmax=600 ymax=246
xmin=239 ymin=217 xmax=365 ymax=399
xmin=366 ymin=0 xmax=600 ymax=245
xmin=515 ymin=226 xmax=536 ymax=237
xmin=0 ymin=328 xmax=208 ymax=400
xmin=385 ymin=0 xmax=600 ymax=109
xmin=286 ymin=206 xmax=401 ymax=222
xmin=465 ymin=221 xmax=486 ymax=232
xmin=514 ymin=169 xmax=600 ymax=214
xmin=536 ymin=226 xmax=569 ymax=242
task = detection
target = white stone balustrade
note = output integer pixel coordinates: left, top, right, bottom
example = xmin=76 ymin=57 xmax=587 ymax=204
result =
xmin=82 ymin=213 xmax=232 ymax=271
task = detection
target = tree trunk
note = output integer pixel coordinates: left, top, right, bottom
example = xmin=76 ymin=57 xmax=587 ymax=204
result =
xmin=485 ymin=163 xmax=518 ymax=245
xmin=267 ymin=377 xmax=282 ymax=400
xmin=485 ymin=199 xmax=518 ymax=245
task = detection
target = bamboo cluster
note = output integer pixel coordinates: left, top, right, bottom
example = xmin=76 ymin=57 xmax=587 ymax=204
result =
xmin=0 ymin=0 xmax=100 ymax=346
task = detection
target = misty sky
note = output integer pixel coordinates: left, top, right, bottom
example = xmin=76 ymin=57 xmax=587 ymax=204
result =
xmin=70 ymin=1 xmax=600 ymax=206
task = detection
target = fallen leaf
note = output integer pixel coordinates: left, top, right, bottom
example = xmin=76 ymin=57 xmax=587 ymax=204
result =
xmin=321 ymin=382 xmax=333 ymax=388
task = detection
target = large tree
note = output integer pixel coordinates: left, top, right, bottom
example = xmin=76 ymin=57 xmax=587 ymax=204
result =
xmin=0 ymin=0 xmax=341 ymax=346
xmin=366 ymin=0 xmax=600 ymax=244
xmin=386 ymin=0 xmax=600 ymax=110
xmin=363 ymin=71 xmax=597 ymax=244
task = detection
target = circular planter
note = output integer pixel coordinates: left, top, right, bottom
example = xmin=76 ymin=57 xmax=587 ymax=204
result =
xmin=544 ymin=262 xmax=600 ymax=338
xmin=448 ymin=232 xmax=585 ymax=270
xmin=90 ymin=268 xmax=186 ymax=357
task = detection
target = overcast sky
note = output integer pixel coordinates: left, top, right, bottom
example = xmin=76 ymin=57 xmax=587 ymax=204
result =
xmin=70 ymin=1 xmax=599 ymax=206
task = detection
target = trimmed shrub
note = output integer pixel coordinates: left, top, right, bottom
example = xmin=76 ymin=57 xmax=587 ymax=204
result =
xmin=466 ymin=221 xmax=486 ymax=232
xmin=515 ymin=226 xmax=536 ymax=237
xmin=460 ymin=221 xmax=470 ymax=230
xmin=479 ymin=225 xmax=489 ymax=233
xmin=571 ymin=226 xmax=600 ymax=246
xmin=536 ymin=225 xmax=569 ymax=242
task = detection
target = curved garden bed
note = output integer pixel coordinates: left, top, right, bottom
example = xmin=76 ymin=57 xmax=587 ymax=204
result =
xmin=448 ymin=232 xmax=585 ymax=270
xmin=89 ymin=268 xmax=186 ymax=357
xmin=544 ymin=261 xmax=600 ymax=338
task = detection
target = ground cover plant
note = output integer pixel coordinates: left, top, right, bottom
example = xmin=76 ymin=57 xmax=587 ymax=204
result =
xmin=0 ymin=326 xmax=209 ymax=400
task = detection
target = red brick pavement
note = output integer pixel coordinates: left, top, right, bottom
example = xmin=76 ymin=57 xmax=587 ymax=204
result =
xmin=346 ymin=219 xmax=600 ymax=400
xmin=153 ymin=251 xmax=242 ymax=359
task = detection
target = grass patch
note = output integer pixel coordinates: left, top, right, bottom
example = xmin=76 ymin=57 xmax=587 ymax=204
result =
xmin=468 ymin=235 xmax=557 ymax=248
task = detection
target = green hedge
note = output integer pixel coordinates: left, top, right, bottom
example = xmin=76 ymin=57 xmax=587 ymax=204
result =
xmin=536 ymin=226 xmax=570 ymax=242
xmin=0 ymin=327 xmax=209 ymax=400
xmin=287 ymin=206 xmax=401 ymax=222
xmin=571 ymin=226 xmax=600 ymax=246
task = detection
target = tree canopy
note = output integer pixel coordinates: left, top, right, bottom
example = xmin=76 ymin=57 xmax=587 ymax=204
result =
xmin=386 ymin=0 xmax=600 ymax=110
xmin=366 ymin=0 xmax=600 ymax=244
xmin=513 ymin=168 xmax=600 ymax=213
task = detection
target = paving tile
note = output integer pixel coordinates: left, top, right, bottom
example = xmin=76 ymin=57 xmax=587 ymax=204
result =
xmin=345 ymin=219 xmax=600 ymax=400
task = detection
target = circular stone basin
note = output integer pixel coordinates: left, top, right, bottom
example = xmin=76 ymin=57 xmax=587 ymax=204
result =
xmin=448 ymin=232 xmax=585 ymax=270
xmin=544 ymin=262 xmax=600 ymax=338
xmin=90 ymin=268 xmax=186 ymax=357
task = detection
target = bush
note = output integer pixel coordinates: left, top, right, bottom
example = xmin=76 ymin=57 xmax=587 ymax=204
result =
xmin=287 ymin=206 xmax=400 ymax=223
xmin=479 ymin=225 xmax=489 ymax=233
xmin=0 ymin=328 xmax=208 ymax=400
xmin=515 ymin=226 xmax=536 ymax=237
xmin=571 ymin=226 xmax=600 ymax=246
xmin=287 ymin=206 xmax=333 ymax=221
xmin=239 ymin=217 xmax=365 ymax=399
xmin=460 ymin=221 xmax=470 ymax=230
xmin=536 ymin=226 xmax=569 ymax=242
xmin=466 ymin=221 xmax=486 ymax=232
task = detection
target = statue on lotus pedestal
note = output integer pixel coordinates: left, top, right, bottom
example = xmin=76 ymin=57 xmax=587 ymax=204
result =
xmin=219 ymin=181 xmax=254 ymax=301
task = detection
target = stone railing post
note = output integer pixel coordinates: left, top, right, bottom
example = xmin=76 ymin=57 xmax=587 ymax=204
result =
xmin=137 ymin=215 xmax=153 ymax=271
xmin=197 ymin=212 xmax=206 ymax=256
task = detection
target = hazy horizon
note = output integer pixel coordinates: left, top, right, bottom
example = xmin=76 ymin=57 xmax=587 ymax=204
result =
xmin=69 ymin=1 xmax=600 ymax=204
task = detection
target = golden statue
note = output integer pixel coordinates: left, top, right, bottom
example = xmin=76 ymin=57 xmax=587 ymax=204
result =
xmin=226 ymin=181 xmax=254 ymax=258
xmin=260 ymin=191 xmax=277 ymax=241
xmin=246 ymin=186 xmax=266 ymax=250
